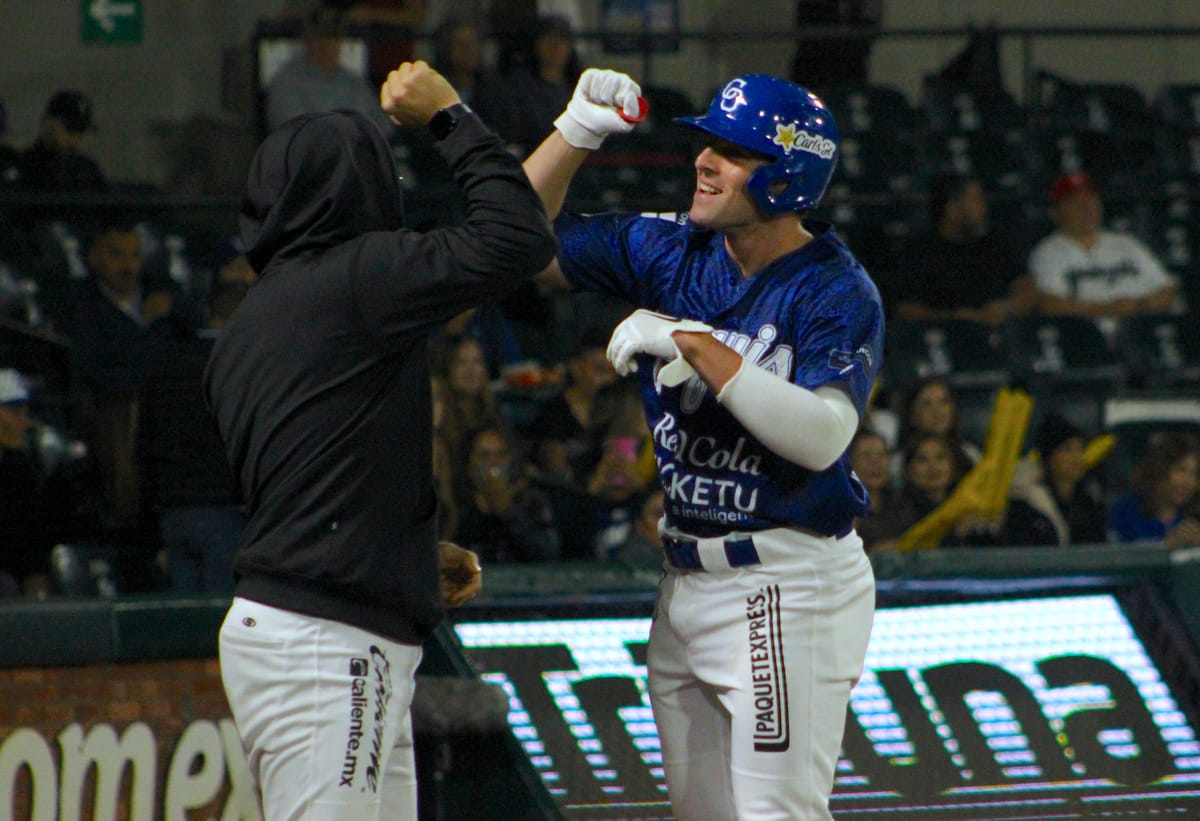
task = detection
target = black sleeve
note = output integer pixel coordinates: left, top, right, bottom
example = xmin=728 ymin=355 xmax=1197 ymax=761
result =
xmin=352 ymin=114 xmax=558 ymax=338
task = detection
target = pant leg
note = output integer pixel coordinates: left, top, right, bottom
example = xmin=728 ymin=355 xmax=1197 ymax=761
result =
xmin=647 ymin=573 xmax=736 ymax=820
xmin=727 ymin=543 xmax=876 ymax=821
xmin=379 ymin=702 xmax=419 ymax=820
xmin=651 ymin=532 xmax=876 ymax=821
xmin=219 ymin=598 xmax=422 ymax=821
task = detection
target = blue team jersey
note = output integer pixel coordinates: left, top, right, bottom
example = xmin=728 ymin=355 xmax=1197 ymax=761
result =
xmin=557 ymin=212 xmax=885 ymax=538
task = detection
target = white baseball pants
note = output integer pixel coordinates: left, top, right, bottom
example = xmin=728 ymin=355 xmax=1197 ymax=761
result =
xmin=649 ymin=527 xmax=875 ymax=820
xmin=219 ymin=597 xmax=423 ymax=820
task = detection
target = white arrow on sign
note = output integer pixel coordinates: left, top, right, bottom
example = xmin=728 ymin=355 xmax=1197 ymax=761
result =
xmin=89 ymin=0 xmax=137 ymax=34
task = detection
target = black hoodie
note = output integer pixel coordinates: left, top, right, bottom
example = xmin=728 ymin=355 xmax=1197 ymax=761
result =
xmin=203 ymin=109 xmax=556 ymax=643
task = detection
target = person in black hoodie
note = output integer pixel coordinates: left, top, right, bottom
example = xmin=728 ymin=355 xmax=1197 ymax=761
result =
xmin=204 ymin=60 xmax=557 ymax=820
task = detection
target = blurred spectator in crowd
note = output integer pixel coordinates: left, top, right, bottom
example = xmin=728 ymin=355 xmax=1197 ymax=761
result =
xmin=849 ymin=427 xmax=901 ymax=552
xmin=0 ymin=99 xmax=20 ymax=185
xmin=0 ymin=368 xmax=87 ymax=598
xmin=894 ymin=173 xmax=1033 ymax=326
xmin=607 ymin=488 xmax=665 ymax=568
xmin=433 ymin=334 xmax=501 ymax=471
xmin=891 ymin=432 xmax=1000 ymax=549
xmin=1108 ymin=431 xmax=1200 ymax=547
xmin=452 ymin=425 xmax=560 ymax=562
xmin=1005 ymin=412 xmax=1106 ymax=547
xmin=57 ymin=218 xmax=200 ymax=532
xmin=558 ymin=379 xmax=654 ymax=560
xmin=265 ymin=6 xmax=395 ymax=136
xmin=505 ymin=15 xmax=583 ymax=153
xmin=338 ymin=0 xmax=428 ymax=87
xmin=789 ymin=0 xmax=882 ymax=95
xmin=430 ymin=17 xmax=518 ymax=145
xmin=527 ymin=325 xmax=617 ymax=485
xmin=1028 ymin=173 xmax=1179 ymax=322
xmin=140 ymin=281 xmax=250 ymax=593
xmin=894 ymin=375 xmax=979 ymax=481
xmin=488 ymin=2 xmax=586 ymax=76
xmin=15 ymin=90 xmax=107 ymax=192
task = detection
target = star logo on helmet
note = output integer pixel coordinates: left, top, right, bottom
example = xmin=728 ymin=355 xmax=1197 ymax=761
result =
xmin=773 ymin=122 xmax=800 ymax=153
xmin=773 ymin=122 xmax=837 ymax=160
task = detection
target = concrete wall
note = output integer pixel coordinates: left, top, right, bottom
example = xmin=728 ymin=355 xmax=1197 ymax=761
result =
xmin=1 ymin=1 xmax=1199 ymax=187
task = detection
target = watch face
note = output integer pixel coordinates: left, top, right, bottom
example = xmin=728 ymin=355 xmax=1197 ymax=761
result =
xmin=430 ymin=104 xmax=470 ymax=140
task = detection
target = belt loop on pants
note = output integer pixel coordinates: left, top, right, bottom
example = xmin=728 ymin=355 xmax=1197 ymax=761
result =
xmin=661 ymin=535 xmax=761 ymax=571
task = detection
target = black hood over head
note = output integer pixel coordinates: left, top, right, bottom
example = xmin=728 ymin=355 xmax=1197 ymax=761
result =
xmin=240 ymin=110 xmax=402 ymax=272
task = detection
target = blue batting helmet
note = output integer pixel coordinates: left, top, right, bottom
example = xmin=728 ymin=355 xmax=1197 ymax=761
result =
xmin=675 ymin=75 xmax=840 ymax=214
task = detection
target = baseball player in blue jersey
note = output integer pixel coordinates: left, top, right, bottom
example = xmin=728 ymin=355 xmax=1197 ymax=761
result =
xmin=526 ymin=71 xmax=884 ymax=819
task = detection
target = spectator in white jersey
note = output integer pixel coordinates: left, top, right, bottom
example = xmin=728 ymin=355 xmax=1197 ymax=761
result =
xmin=1027 ymin=173 xmax=1179 ymax=322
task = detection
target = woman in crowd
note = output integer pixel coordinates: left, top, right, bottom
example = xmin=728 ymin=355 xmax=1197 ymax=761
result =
xmin=1005 ymin=413 xmax=1107 ymax=547
xmin=433 ymin=333 xmax=501 ymax=473
xmin=894 ymin=375 xmax=979 ymax=482
xmin=504 ymin=15 xmax=583 ymax=153
xmin=849 ymin=427 xmax=901 ymax=552
xmin=1108 ymin=431 xmax=1200 ymax=547
xmin=886 ymin=432 xmax=1000 ymax=549
xmin=452 ymin=424 xmax=560 ymax=563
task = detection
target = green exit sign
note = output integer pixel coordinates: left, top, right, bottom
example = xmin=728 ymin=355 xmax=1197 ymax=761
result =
xmin=81 ymin=0 xmax=142 ymax=44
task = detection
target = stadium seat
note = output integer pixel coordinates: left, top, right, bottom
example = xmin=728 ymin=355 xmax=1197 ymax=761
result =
xmin=884 ymin=317 xmax=1008 ymax=389
xmin=1154 ymin=128 xmax=1200 ymax=184
xmin=1034 ymin=77 xmax=1153 ymax=134
xmin=830 ymin=133 xmax=920 ymax=197
xmin=883 ymin=318 xmax=1010 ymax=445
xmin=821 ymin=195 xmax=919 ymax=287
xmin=822 ymin=84 xmax=920 ymax=136
xmin=922 ymin=81 xmax=1027 ymax=135
xmin=921 ymin=129 xmax=1032 ymax=195
xmin=1145 ymin=198 xmax=1199 ymax=278
xmin=1003 ymin=315 xmax=1124 ymax=435
xmin=1114 ymin=313 xmax=1200 ymax=392
xmin=49 ymin=543 xmax=121 ymax=598
xmin=1154 ymin=83 xmax=1200 ymax=131
xmin=1025 ymin=129 xmax=1161 ymax=198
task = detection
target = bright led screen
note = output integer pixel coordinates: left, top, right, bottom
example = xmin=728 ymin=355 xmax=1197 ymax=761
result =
xmin=454 ymin=593 xmax=1200 ymax=819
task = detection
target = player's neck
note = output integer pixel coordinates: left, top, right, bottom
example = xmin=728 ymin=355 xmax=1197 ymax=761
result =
xmin=723 ymin=218 xmax=812 ymax=278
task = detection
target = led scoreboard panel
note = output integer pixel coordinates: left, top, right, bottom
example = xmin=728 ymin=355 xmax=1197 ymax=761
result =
xmin=453 ymin=592 xmax=1200 ymax=819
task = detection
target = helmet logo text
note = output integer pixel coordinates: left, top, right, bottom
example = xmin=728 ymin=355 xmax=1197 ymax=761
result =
xmin=720 ymin=79 xmax=749 ymax=113
xmin=773 ymin=122 xmax=836 ymax=159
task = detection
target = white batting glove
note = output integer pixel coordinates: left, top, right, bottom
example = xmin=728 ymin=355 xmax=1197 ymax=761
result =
xmin=553 ymin=68 xmax=643 ymax=150
xmin=607 ymin=309 xmax=712 ymax=386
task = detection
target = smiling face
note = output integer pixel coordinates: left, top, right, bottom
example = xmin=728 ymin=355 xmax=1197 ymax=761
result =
xmin=1163 ymin=453 xmax=1200 ymax=510
xmin=688 ymin=137 xmax=771 ymax=231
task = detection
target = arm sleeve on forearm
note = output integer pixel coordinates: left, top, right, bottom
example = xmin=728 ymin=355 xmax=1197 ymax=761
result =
xmin=716 ymin=360 xmax=859 ymax=471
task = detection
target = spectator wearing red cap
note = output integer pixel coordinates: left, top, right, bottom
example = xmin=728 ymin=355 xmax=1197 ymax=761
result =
xmin=15 ymin=90 xmax=108 ymax=192
xmin=1027 ymin=172 xmax=1178 ymax=324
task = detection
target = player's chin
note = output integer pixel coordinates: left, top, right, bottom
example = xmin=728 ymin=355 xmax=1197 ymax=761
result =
xmin=686 ymin=201 xmax=715 ymax=228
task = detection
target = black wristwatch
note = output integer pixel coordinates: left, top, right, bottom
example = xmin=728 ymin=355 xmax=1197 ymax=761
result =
xmin=428 ymin=103 xmax=472 ymax=141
